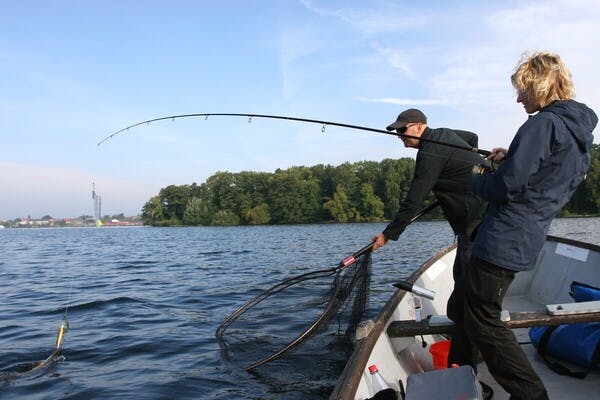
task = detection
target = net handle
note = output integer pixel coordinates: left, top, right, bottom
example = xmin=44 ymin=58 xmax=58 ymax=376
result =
xmin=337 ymin=201 xmax=439 ymax=269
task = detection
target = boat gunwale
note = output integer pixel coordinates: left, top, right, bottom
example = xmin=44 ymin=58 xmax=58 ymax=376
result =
xmin=329 ymin=235 xmax=599 ymax=400
xmin=330 ymin=242 xmax=457 ymax=399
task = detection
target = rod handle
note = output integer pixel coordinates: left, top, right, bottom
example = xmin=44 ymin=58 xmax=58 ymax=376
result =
xmin=393 ymin=281 xmax=436 ymax=300
xmin=339 ymin=242 xmax=374 ymax=268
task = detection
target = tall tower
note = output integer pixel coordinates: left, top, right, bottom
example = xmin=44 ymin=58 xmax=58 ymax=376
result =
xmin=92 ymin=182 xmax=102 ymax=227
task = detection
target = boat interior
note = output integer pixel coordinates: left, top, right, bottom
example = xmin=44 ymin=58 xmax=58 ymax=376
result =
xmin=477 ymin=238 xmax=600 ymax=399
xmin=337 ymin=237 xmax=600 ymax=399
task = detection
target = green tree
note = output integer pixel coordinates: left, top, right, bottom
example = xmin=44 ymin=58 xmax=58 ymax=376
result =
xmin=183 ymin=197 xmax=213 ymax=225
xmin=141 ymin=195 xmax=165 ymax=225
xmin=355 ymin=161 xmax=381 ymax=188
xmin=357 ymin=183 xmax=385 ymax=222
xmin=235 ymin=171 xmax=271 ymax=220
xmin=324 ymin=185 xmax=353 ymax=222
xmin=159 ymin=184 xmax=191 ymax=223
xmin=332 ymin=162 xmax=359 ymax=202
xmin=204 ymin=172 xmax=239 ymax=215
xmin=311 ymin=163 xmax=337 ymax=200
xmin=138 ymin=148 xmax=600 ymax=225
xmin=211 ymin=210 xmax=240 ymax=226
xmin=380 ymin=158 xmax=414 ymax=219
xmin=269 ymin=167 xmax=321 ymax=224
xmin=245 ymin=203 xmax=271 ymax=225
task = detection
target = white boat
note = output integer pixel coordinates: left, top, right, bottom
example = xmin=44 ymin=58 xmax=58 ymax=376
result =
xmin=330 ymin=235 xmax=600 ymax=399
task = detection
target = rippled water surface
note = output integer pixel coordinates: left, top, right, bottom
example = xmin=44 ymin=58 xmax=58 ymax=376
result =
xmin=1 ymin=219 xmax=598 ymax=399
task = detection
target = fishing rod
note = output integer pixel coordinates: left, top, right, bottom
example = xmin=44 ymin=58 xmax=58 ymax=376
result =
xmin=98 ymin=113 xmax=491 ymax=157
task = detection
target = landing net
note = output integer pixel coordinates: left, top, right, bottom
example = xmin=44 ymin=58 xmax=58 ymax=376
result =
xmin=215 ymin=246 xmax=372 ymax=371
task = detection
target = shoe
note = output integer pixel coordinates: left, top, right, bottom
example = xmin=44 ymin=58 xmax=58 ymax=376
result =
xmin=479 ymin=380 xmax=494 ymax=400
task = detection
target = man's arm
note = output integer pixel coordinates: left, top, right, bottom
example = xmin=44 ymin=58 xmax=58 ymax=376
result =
xmin=453 ymin=130 xmax=479 ymax=148
xmin=383 ymin=146 xmax=446 ymax=241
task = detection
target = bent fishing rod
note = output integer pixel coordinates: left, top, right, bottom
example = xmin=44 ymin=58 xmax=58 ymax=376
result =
xmin=98 ymin=113 xmax=491 ymax=157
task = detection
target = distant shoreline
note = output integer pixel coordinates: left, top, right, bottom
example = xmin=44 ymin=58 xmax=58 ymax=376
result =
xmin=3 ymin=214 xmax=598 ymax=229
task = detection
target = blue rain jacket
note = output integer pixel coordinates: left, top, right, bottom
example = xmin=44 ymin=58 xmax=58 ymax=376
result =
xmin=471 ymin=100 xmax=597 ymax=271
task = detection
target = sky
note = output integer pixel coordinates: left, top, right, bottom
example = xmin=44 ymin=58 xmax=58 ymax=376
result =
xmin=1 ymin=0 xmax=599 ymax=220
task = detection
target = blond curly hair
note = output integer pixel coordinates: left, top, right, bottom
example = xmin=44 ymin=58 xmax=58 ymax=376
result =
xmin=511 ymin=51 xmax=575 ymax=108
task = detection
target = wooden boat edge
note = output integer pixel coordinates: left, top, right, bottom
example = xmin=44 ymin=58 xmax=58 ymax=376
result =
xmin=330 ymin=242 xmax=457 ymax=399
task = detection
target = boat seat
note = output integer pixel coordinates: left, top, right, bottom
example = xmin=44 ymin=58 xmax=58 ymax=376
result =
xmin=387 ymin=308 xmax=600 ymax=338
xmin=547 ymin=300 xmax=600 ymax=315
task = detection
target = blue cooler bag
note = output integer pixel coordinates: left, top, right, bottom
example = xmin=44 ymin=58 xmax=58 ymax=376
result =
xmin=529 ymin=281 xmax=600 ymax=378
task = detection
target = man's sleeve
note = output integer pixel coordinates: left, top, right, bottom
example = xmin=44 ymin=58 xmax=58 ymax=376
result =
xmin=454 ymin=130 xmax=479 ymax=148
xmin=383 ymin=146 xmax=446 ymax=240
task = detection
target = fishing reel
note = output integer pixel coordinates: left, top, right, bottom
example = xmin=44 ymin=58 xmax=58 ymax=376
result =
xmin=471 ymin=161 xmax=497 ymax=175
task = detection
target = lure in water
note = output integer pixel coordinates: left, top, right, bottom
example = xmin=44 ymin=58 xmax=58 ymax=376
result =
xmin=26 ymin=317 xmax=69 ymax=373
xmin=1 ymin=317 xmax=69 ymax=380
xmin=54 ymin=317 xmax=69 ymax=351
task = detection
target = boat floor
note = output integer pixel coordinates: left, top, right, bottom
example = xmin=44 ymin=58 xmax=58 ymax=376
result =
xmin=476 ymin=296 xmax=599 ymax=399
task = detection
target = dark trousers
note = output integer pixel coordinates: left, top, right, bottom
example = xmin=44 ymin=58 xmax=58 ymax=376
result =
xmin=447 ymin=235 xmax=479 ymax=367
xmin=463 ymin=257 xmax=548 ymax=400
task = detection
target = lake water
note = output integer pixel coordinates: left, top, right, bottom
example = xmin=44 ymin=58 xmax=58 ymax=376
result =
xmin=1 ymin=218 xmax=598 ymax=399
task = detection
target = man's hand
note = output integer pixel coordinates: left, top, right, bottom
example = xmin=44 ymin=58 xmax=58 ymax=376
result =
xmin=372 ymin=233 xmax=388 ymax=251
xmin=486 ymin=147 xmax=508 ymax=162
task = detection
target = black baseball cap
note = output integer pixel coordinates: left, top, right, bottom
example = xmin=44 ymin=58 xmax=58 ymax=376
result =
xmin=386 ymin=108 xmax=427 ymax=131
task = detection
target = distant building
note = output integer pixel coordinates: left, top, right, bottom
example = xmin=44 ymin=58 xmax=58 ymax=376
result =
xmin=92 ymin=183 xmax=102 ymax=227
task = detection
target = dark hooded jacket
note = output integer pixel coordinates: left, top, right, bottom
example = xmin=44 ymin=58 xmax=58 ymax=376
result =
xmin=383 ymin=127 xmax=486 ymax=240
xmin=471 ymin=100 xmax=597 ymax=271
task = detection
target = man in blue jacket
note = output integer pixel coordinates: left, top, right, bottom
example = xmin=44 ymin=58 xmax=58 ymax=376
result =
xmin=464 ymin=52 xmax=597 ymax=399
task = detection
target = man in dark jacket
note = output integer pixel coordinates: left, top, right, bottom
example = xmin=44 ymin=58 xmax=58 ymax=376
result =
xmin=464 ymin=52 xmax=597 ymax=400
xmin=371 ymin=108 xmax=486 ymax=369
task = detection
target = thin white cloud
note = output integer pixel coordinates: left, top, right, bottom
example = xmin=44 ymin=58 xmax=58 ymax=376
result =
xmin=386 ymin=1 xmax=597 ymax=116
xmin=371 ymin=43 xmax=415 ymax=79
xmin=298 ymin=0 xmax=428 ymax=35
xmin=489 ymin=0 xmax=600 ymax=36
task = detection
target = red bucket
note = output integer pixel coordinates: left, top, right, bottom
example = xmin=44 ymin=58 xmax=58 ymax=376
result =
xmin=429 ymin=340 xmax=451 ymax=369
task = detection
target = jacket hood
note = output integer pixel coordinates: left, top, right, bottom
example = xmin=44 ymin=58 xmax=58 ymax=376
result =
xmin=542 ymin=100 xmax=597 ymax=153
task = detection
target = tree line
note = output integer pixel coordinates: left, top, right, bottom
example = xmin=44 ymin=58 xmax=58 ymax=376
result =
xmin=141 ymin=144 xmax=600 ymax=226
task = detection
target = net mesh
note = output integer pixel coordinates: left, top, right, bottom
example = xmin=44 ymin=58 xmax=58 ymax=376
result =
xmin=216 ymin=250 xmax=372 ymax=370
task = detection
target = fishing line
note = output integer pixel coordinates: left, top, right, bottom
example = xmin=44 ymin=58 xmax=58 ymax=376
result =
xmin=56 ymin=276 xmax=74 ymax=350
xmin=97 ymin=112 xmax=491 ymax=157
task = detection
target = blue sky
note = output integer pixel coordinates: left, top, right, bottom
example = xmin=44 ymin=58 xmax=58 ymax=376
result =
xmin=1 ymin=0 xmax=599 ymax=220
